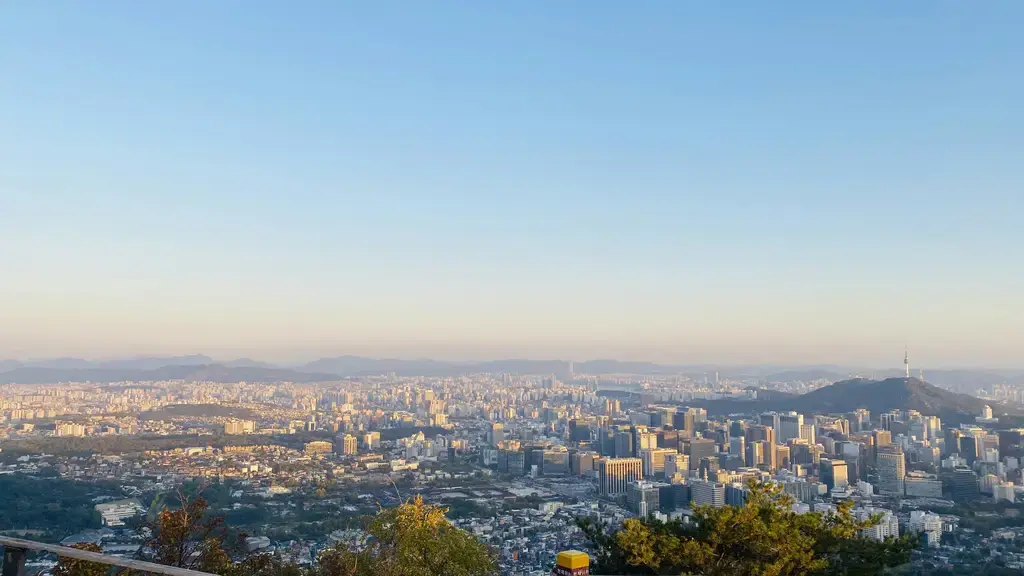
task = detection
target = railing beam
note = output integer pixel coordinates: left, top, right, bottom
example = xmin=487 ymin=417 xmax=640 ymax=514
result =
xmin=0 ymin=536 xmax=216 ymax=576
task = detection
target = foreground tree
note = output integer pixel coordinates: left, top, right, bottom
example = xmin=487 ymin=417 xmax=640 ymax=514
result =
xmin=53 ymin=543 xmax=108 ymax=576
xmin=54 ymin=492 xmax=494 ymax=576
xmin=579 ymin=479 xmax=918 ymax=576
xmin=314 ymin=496 xmax=497 ymax=576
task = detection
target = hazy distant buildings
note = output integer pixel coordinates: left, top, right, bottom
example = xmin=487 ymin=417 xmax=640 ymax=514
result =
xmin=489 ymin=423 xmax=505 ymax=447
xmin=224 ymin=419 xmax=256 ymax=435
xmin=304 ymin=440 xmax=333 ymax=456
xmin=342 ymin=434 xmax=358 ymax=455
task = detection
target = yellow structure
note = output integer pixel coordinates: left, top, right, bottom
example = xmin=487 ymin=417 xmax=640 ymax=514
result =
xmin=553 ymin=550 xmax=589 ymax=576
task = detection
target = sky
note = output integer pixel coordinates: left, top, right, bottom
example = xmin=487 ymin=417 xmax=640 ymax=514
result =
xmin=1 ymin=2 xmax=1022 ymax=367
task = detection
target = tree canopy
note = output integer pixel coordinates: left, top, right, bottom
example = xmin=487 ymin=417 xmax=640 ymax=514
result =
xmin=313 ymin=496 xmax=497 ymax=576
xmin=54 ymin=492 xmax=495 ymax=576
xmin=579 ymin=479 xmax=918 ymax=576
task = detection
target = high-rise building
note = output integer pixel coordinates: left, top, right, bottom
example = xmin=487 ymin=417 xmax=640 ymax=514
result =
xmin=626 ymin=481 xmax=662 ymax=516
xmin=342 ymin=434 xmax=358 ymax=455
xmin=773 ymin=444 xmax=788 ymax=471
xmin=904 ymin=471 xmax=943 ymax=498
xmin=640 ymin=448 xmax=676 ymax=479
xmin=664 ymin=452 xmax=688 ymax=479
xmin=489 ymin=423 xmax=505 ymax=447
xmin=779 ymin=412 xmax=803 ymax=443
xmin=659 ymin=483 xmax=690 ymax=512
xmin=999 ymin=429 xmax=1024 ymax=460
xmin=542 ymin=448 xmax=569 ymax=475
xmin=697 ymin=456 xmax=720 ymax=481
xmin=959 ymin=435 xmax=980 ymax=465
xmin=673 ymin=409 xmax=695 ymax=437
xmin=729 ymin=436 xmax=745 ymax=457
xmin=760 ymin=412 xmax=780 ymax=432
xmin=876 ymin=447 xmax=906 ymax=495
xmin=224 ymin=419 xmax=256 ymax=435
xmin=686 ymin=438 xmax=716 ymax=471
xmin=598 ymin=458 xmax=643 ymax=496
xmin=570 ymin=451 xmax=597 ymax=476
xmin=690 ymin=480 xmax=725 ymax=508
xmin=569 ymin=419 xmax=592 ymax=443
xmin=362 ymin=431 xmax=381 ymax=450
xmin=799 ymin=423 xmax=816 ymax=445
xmin=820 ymin=458 xmax=849 ymax=491
xmin=615 ymin=430 xmax=634 ymax=458
xmin=636 ymin=431 xmax=658 ymax=454
xmin=745 ymin=441 xmax=764 ymax=468
xmin=951 ymin=467 xmax=979 ymax=501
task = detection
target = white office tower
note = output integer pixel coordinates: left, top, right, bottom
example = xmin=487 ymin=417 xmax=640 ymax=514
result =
xmin=779 ymin=412 xmax=803 ymax=443
xmin=909 ymin=510 xmax=943 ymax=547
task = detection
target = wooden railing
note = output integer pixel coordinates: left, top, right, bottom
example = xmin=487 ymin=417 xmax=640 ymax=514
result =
xmin=0 ymin=536 xmax=216 ymax=576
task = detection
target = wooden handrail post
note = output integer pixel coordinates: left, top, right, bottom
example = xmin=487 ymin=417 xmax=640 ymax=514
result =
xmin=1 ymin=546 xmax=26 ymax=576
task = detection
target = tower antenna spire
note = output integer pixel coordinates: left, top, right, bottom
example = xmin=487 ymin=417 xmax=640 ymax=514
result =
xmin=904 ymin=345 xmax=910 ymax=379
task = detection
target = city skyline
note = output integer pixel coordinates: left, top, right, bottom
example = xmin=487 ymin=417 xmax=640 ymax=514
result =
xmin=3 ymin=2 xmax=1022 ymax=366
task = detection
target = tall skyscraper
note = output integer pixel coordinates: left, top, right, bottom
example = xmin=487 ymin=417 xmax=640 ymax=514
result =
xmin=759 ymin=412 xmax=780 ymax=432
xmin=598 ymin=458 xmax=643 ymax=496
xmin=615 ymin=430 xmax=634 ymax=458
xmin=779 ymin=412 xmax=803 ymax=443
xmin=999 ymin=429 xmax=1024 ymax=460
xmin=877 ymin=447 xmax=906 ymax=495
xmin=641 ymin=447 xmax=676 ymax=479
xmin=745 ymin=441 xmax=763 ymax=468
xmin=686 ymin=438 xmax=716 ymax=471
xmin=799 ymin=423 xmax=816 ymax=445
xmin=820 ymin=458 xmax=849 ymax=491
xmin=673 ymin=409 xmax=695 ymax=437
xmin=489 ymin=422 xmax=505 ymax=447
xmin=664 ymin=452 xmax=688 ymax=479
xmin=342 ymin=434 xmax=358 ymax=455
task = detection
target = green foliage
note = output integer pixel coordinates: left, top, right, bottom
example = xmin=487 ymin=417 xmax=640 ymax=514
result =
xmin=312 ymin=496 xmax=497 ymax=576
xmin=0 ymin=474 xmax=109 ymax=538
xmin=52 ymin=543 xmax=108 ymax=576
xmin=579 ymin=479 xmax=918 ymax=576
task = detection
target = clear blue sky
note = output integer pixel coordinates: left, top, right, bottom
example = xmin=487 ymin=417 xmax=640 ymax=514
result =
xmin=1 ymin=2 xmax=1021 ymax=366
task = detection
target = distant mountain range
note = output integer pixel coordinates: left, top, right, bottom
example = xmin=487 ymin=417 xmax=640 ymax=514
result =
xmin=0 ymin=364 xmax=338 ymax=385
xmin=0 ymin=355 xmax=1022 ymax=390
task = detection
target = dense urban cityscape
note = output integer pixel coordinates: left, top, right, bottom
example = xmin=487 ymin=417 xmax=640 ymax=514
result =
xmin=4 ymin=2 xmax=1021 ymax=574
xmin=2 ymin=356 xmax=1024 ymax=574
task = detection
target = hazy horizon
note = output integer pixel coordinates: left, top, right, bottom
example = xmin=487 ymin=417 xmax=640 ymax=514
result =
xmin=0 ymin=348 xmax=1019 ymax=373
xmin=3 ymin=3 xmax=1022 ymax=368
